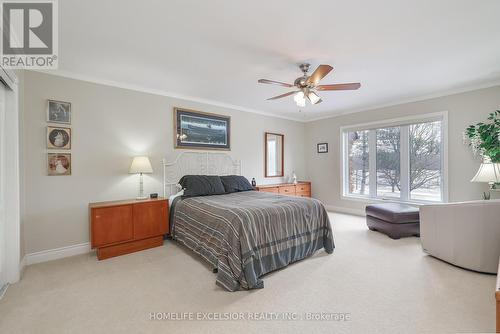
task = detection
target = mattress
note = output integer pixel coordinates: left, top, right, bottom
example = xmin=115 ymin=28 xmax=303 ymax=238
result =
xmin=170 ymin=190 xmax=335 ymax=291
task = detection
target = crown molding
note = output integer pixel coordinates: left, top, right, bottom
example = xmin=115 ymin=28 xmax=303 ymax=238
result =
xmin=30 ymin=70 xmax=500 ymax=124
xmin=306 ymin=80 xmax=500 ymax=122
xmin=30 ymin=69 xmax=306 ymax=122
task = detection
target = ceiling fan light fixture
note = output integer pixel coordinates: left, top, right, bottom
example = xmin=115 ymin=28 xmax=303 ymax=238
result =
xmin=294 ymin=91 xmax=306 ymax=107
xmin=308 ymin=91 xmax=321 ymax=104
xmin=258 ymin=63 xmax=361 ymax=106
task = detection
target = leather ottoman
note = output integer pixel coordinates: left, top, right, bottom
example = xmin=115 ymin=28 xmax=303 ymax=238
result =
xmin=366 ymin=203 xmax=420 ymax=239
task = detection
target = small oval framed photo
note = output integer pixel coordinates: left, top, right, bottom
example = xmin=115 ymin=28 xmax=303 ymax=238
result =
xmin=317 ymin=142 xmax=328 ymax=153
xmin=47 ymin=126 xmax=71 ymax=150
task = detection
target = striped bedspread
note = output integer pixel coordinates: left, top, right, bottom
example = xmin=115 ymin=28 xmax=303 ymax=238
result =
xmin=171 ymin=191 xmax=335 ymax=291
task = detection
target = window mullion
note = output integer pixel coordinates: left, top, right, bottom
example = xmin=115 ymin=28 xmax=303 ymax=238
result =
xmin=400 ymin=126 xmax=410 ymax=201
xmin=368 ymin=130 xmax=377 ymax=198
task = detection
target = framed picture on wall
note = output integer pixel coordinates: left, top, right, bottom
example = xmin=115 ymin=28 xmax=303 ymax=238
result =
xmin=47 ymin=153 xmax=71 ymax=176
xmin=47 ymin=100 xmax=71 ymax=124
xmin=47 ymin=126 xmax=71 ymax=150
xmin=174 ymin=107 xmax=231 ymax=150
xmin=317 ymin=142 xmax=328 ymax=153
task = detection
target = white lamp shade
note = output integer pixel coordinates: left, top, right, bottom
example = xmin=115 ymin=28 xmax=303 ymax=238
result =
xmin=471 ymin=162 xmax=500 ymax=183
xmin=307 ymin=91 xmax=322 ymax=104
xmin=129 ymin=156 xmax=153 ymax=174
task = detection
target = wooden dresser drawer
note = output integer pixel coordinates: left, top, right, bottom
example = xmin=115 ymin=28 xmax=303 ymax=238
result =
xmin=255 ymin=182 xmax=312 ymax=198
xmin=279 ymin=185 xmax=296 ymax=195
xmin=296 ymin=183 xmax=311 ymax=193
xmin=259 ymin=187 xmax=279 ymax=193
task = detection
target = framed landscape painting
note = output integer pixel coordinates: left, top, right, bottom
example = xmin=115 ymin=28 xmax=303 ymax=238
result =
xmin=174 ymin=107 xmax=230 ymax=150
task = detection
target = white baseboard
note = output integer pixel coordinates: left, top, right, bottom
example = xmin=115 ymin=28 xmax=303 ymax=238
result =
xmin=326 ymin=205 xmax=366 ymax=217
xmin=25 ymin=242 xmax=91 ymax=266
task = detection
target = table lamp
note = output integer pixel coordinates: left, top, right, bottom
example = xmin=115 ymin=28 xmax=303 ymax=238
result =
xmin=129 ymin=156 xmax=153 ymax=199
xmin=471 ymin=162 xmax=500 ymax=199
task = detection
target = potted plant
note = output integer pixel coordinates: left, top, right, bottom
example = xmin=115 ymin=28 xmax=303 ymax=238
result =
xmin=464 ymin=110 xmax=500 ymax=199
xmin=463 ymin=110 xmax=500 ymax=163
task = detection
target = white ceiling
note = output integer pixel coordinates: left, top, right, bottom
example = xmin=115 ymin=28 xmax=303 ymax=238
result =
xmin=55 ymin=0 xmax=500 ymax=121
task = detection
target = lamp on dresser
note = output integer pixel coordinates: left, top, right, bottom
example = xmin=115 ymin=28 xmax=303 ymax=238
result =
xmin=129 ymin=156 xmax=153 ymax=199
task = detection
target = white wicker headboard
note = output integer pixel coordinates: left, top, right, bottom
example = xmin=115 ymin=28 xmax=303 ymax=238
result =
xmin=162 ymin=151 xmax=242 ymax=197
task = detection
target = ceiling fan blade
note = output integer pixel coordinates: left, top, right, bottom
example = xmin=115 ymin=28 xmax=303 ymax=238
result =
xmin=266 ymin=91 xmax=297 ymax=100
xmin=258 ymin=79 xmax=293 ymax=88
xmin=306 ymin=65 xmax=333 ymax=86
xmin=316 ymin=83 xmax=361 ymax=91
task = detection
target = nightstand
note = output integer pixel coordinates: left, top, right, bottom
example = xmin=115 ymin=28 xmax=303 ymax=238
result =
xmin=89 ymin=198 xmax=169 ymax=260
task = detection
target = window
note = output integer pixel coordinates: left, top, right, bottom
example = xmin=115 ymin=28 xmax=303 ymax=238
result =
xmin=343 ymin=115 xmax=445 ymax=203
xmin=376 ymin=127 xmax=401 ymax=199
xmin=347 ymin=130 xmax=369 ymax=196
xmin=409 ymin=121 xmax=442 ymax=201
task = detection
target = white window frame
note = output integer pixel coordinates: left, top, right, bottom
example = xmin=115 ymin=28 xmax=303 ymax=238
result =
xmin=340 ymin=111 xmax=448 ymax=204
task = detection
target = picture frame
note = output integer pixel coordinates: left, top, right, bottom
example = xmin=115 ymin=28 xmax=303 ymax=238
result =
xmin=317 ymin=142 xmax=328 ymax=153
xmin=47 ymin=126 xmax=71 ymax=150
xmin=174 ymin=107 xmax=231 ymax=150
xmin=47 ymin=153 xmax=71 ymax=176
xmin=47 ymin=100 xmax=71 ymax=124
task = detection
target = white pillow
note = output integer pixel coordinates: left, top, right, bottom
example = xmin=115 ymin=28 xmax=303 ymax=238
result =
xmin=169 ymin=189 xmax=184 ymax=206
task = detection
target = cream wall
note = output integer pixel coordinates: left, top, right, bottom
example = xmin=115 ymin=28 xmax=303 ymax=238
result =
xmin=20 ymin=71 xmax=307 ymax=254
xmin=305 ymin=85 xmax=500 ymax=214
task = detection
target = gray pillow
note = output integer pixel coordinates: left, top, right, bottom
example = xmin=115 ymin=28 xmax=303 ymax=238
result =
xmin=179 ymin=175 xmax=226 ymax=197
xmin=220 ymin=175 xmax=254 ymax=193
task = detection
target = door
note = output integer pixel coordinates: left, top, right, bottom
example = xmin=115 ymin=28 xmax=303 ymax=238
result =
xmin=0 ymin=70 xmax=20 ymax=287
xmin=133 ymin=201 xmax=168 ymax=240
xmin=91 ymin=205 xmax=134 ymax=248
xmin=0 ymin=80 xmax=7 ymax=289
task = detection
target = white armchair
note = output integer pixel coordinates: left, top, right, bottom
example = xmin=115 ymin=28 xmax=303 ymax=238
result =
xmin=420 ymin=199 xmax=500 ymax=274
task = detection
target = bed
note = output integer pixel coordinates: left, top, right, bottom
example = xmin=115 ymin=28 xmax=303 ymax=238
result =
xmin=163 ymin=152 xmax=335 ymax=291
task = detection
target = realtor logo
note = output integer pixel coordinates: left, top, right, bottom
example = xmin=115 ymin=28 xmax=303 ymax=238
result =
xmin=0 ymin=0 xmax=58 ymax=68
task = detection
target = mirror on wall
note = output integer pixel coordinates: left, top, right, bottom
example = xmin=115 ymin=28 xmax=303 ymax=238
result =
xmin=265 ymin=132 xmax=284 ymax=177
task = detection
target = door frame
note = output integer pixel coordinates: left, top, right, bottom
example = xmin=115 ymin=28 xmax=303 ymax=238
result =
xmin=0 ymin=67 xmax=20 ymax=286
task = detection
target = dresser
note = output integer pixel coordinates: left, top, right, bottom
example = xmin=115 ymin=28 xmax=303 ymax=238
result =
xmin=89 ymin=198 xmax=169 ymax=260
xmin=254 ymin=181 xmax=311 ymax=197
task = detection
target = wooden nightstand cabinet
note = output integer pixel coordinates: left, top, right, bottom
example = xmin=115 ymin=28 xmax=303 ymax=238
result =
xmin=254 ymin=181 xmax=312 ymax=197
xmin=89 ymin=198 xmax=169 ymax=260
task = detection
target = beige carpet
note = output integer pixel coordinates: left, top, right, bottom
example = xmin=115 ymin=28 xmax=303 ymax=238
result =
xmin=0 ymin=213 xmax=496 ymax=334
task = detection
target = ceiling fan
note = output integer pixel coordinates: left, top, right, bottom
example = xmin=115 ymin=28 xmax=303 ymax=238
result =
xmin=258 ymin=63 xmax=361 ymax=107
